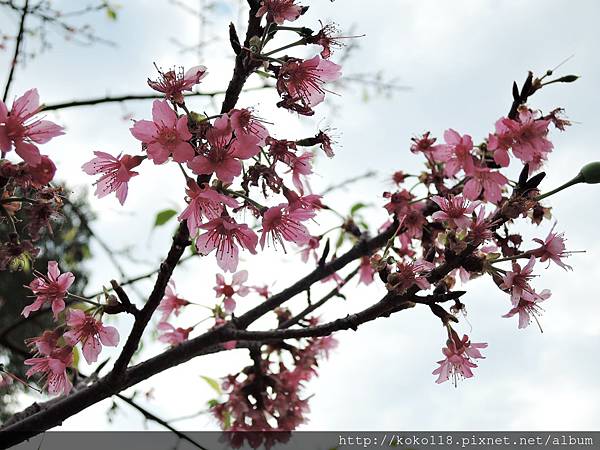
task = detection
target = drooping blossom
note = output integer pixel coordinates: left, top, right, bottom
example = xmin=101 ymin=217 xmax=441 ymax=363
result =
xmin=252 ymin=285 xmax=271 ymax=299
xmin=463 ymin=167 xmax=508 ymax=204
xmin=358 ymin=256 xmax=375 ymax=285
xmin=24 ymin=346 xmax=73 ymax=395
xmin=432 ymin=332 xmax=487 ymax=385
xmin=23 ymin=261 xmax=74 ymax=318
xmin=0 ymin=88 xmax=64 ymax=165
xmin=315 ymin=129 xmax=335 ymax=158
xmin=177 ymin=179 xmax=239 ymax=236
xmin=27 ymin=155 xmax=57 ymax=187
xmin=500 ymin=256 xmax=539 ymax=306
xmin=196 ymin=216 xmax=258 ymax=272
xmin=386 ymin=259 xmax=434 ymax=294
xmin=307 ymin=22 xmax=354 ymax=59
xmin=276 ymin=56 xmax=341 ymax=115
xmin=259 ymin=203 xmax=313 ymax=250
xmin=300 ymin=236 xmax=320 ymax=263
xmin=503 ymin=288 xmax=551 ymax=329
xmin=283 ymin=188 xmax=322 ymax=215
xmin=158 ymin=322 xmax=192 ymax=346
xmin=383 ymin=189 xmax=414 ymax=216
xmin=256 ymin=0 xmax=302 ymax=25
xmin=288 ymin=152 xmax=313 ymax=194
xmin=81 ymin=151 xmax=143 ymax=205
xmin=532 ymin=223 xmax=572 ymax=270
xmin=392 ymin=170 xmax=407 ymax=186
xmin=188 ymin=115 xmax=260 ymax=183
xmin=148 ymin=65 xmax=207 ymax=104
xmin=431 ymin=195 xmax=480 ymax=230
xmin=63 ymin=309 xmax=120 ymax=364
xmin=130 ymin=100 xmax=194 ymax=164
xmin=25 ymin=329 xmax=61 ymax=356
xmin=214 ymin=270 xmax=250 ymax=313
xmin=229 ymin=108 xmax=269 ymax=145
xmin=158 ymin=280 xmax=190 ymax=321
xmin=438 ymin=129 xmax=476 ymax=177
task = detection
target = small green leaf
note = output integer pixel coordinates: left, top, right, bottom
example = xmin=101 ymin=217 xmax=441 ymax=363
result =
xmin=335 ymin=230 xmax=345 ymax=250
xmin=154 ymin=209 xmax=177 ymax=227
xmin=200 ymin=375 xmax=221 ymax=395
xmin=106 ymin=4 xmax=119 ymax=21
xmin=350 ymin=202 xmax=368 ymax=215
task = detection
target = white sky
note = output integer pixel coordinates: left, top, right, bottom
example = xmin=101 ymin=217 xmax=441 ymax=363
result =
xmin=1 ymin=0 xmax=600 ymax=433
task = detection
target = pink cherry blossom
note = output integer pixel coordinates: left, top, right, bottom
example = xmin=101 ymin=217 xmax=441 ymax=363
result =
xmin=410 ymin=132 xmax=449 ymax=162
xmin=500 ymin=256 xmax=538 ymax=306
xmin=431 ymin=195 xmax=480 ymax=230
xmin=177 ymin=179 xmax=239 ymax=236
xmin=82 ymin=151 xmax=143 ymax=205
xmin=308 ymin=22 xmax=353 ymax=59
xmin=24 ymin=346 xmax=73 ymax=395
xmin=463 ymin=167 xmax=508 ymax=204
xmin=387 ymin=259 xmax=434 ymax=294
xmin=283 ymin=189 xmax=322 ymax=215
xmin=287 ymin=152 xmax=313 ymax=194
xmin=25 ymin=330 xmax=61 ymax=356
xmin=148 ymin=65 xmax=207 ymax=104
xmin=532 ymin=223 xmax=572 ymax=270
xmin=215 ymin=270 xmax=250 ymax=313
xmin=23 ymin=261 xmax=74 ymax=318
xmin=196 ymin=216 xmax=258 ymax=272
xmin=130 ymin=100 xmax=194 ymax=164
xmin=276 ymin=56 xmax=341 ymax=115
xmin=432 ymin=333 xmax=487 ymax=385
xmin=0 ymin=88 xmax=64 ymax=165
xmin=158 ymin=322 xmax=192 ymax=346
xmin=487 ymin=117 xmax=514 ymax=167
xmin=63 ymin=309 xmax=120 ymax=364
xmin=438 ymin=129 xmax=476 ymax=177
xmin=503 ymin=288 xmax=551 ymax=329
xmin=252 ymin=285 xmax=271 ymax=299
xmin=300 ymin=236 xmax=320 ymax=263
xmin=358 ymin=256 xmax=375 ymax=285
xmin=188 ymin=115 xmax=259 ymax=183
xmin=467 ymin=207 xmax=493 ymax=245
xmin=229 ymin=108 xmax=269 ymax=146
xmin=259 ymin=203 xmax=313 ymax=250
xmin=256 ymin=0 xmax=302 ymax=25
xmin=158 ymin=280 xmax=190 ymax=321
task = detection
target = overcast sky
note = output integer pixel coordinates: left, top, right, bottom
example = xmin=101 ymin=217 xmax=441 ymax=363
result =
xmin=2 ymin=0 xmax=600 ymax=435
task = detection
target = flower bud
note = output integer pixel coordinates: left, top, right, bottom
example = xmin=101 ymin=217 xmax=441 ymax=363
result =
xmin=580 ymin=161 xmax=600 ymax=184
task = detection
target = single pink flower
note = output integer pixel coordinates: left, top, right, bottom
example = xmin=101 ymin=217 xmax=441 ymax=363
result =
xmin=0 ymin=88 xmax=64 ymax=165
xmin=287 ymin=152 xmax=313 ymax=194
xmin=438 ymin=129 xmax=475 ymax=177
xmin=256 ymin=0 xmax=302 ymax=25
xmin=358 ymin=256 xmax=375 ymax=285
xmin=387 ymin=259 xmax=434 ymax=293
xmin=82 ymin=151 xmax=143 ymax=205
xmin=188 ymin=116 xmax=259 ymax=183
xmin=503 ymin=288 xmax=551 ymax=330
xmin=130 ymin=100 xmax=194 ymax=164
xmin=487 ymin=117 xmax=513 ymax=167
xmin=158 ymin=322 xmax=192 ymax=346
xmin=432 ymin=333 xmax=487 ymax=385
xmin=532 ymin=223 xmax=572 ymax=270
xmin=215 ymin=270 xmax=250 ymax=314
xmin=25 ymin=329 xmax=62 ymax=356
xmin=283 ymin=189 xmax=322 ymax=215
xmin=23 ymin=261 xmax=74 ymax=318
xmin=196 ymin=216 xmax=258 ymax=272
xmin=28 ymin=155 xmax=57 ymax=186
xmin=383 ymin=190 xmax=414 ymax=216
xmin=308 ymin=22 xmax=354 ymax=59
xmin=229 ymin=108 xmax=269 ymax=146
xmin=24 ymin=345 xmax=73 ymax=396
xmin=252 ymin=285 xmax=271 ymax=299
xmin=158 ymin=280 xmax=190 ymax=321
xmin=276 ymin=56 xmax=341 ymax=115
xmin=467 ymin=207 xmax=493 ymax=245
xmin=410 ymin=132 xmax=449 ymax=162
xmin=300 ymin=236 xmax=320 ymax=263
xmin=431 ymin=195 xmax=480 ymax=230
xmin=463 ymin=167 xmax=508 ymax=204
xmin=259 ymin=203 xmax=313 ymax=250
xmin=177 ymin=179 xmax=239 ymax=236
xmin=148 ymin=65 xmax=208 ymax=104
xmin=500 ymin=256 xmax=538 ymax=306
xmin=63 ymin=309 xmax=119 ymax=364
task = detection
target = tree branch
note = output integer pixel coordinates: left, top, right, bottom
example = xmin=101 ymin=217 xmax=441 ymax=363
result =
xmin=2 ymin=0 xmax=28 ymax=102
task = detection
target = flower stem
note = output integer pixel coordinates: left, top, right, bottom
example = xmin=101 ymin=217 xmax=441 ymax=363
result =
xmin=262 ymin=38 xmax=307 ymax=57
xmin=535 ymin=173 xmax=584 ymax=201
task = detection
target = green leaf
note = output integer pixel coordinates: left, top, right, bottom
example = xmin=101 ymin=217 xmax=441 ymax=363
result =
xmin=335 ymin=230 xmax=345 ymax=250
xmin=200 ymin=375 xmax=222 ymax=395
xmin=153 ymin=209 xmax=177 ymax=228
xmin=106 ymin=4 xmax=119 ymax=21
xmin=349 ymin=202 xmax=368 ymax=216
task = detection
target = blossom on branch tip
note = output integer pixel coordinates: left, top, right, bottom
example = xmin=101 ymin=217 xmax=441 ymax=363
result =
xmin=23 ymin=261 xmax=74 ymax=319
xmin=63 ymin=309 xmax=120 ymax=364
xmin=0 ymin=88 xmax=64 ymax=165
xmin=256 ymin=0 xmax=303 ymax=25
xmin=432 ymin=332 xmax=487 ymax=385
xmin=158 ymin=322 xmax=191 ymax=346
xmin=503 ymin=288 xmax=551 ymax=329
xmin=148 ymin=65 xmax=207 ymax=104
xmin=532 ymin=223 xmax=572 ymax=270
xmin=82 ymin=151 xmax=143 ymax=205
xmin=196 ymin=216 xmax=258 ymax=272
xmin=130 ymin=100 xmax=194 ymax=164
xmin=276 ymin=56 xmax=341 ymax=116
xmin=215 ymin=270 xmax=250 ymax=313
xmin=500 ymin=256 xmax=539 ymax=306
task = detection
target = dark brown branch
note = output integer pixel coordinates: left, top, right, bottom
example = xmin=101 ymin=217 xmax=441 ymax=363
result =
xmin=2 ymin=0 xmax=28 ymax=102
